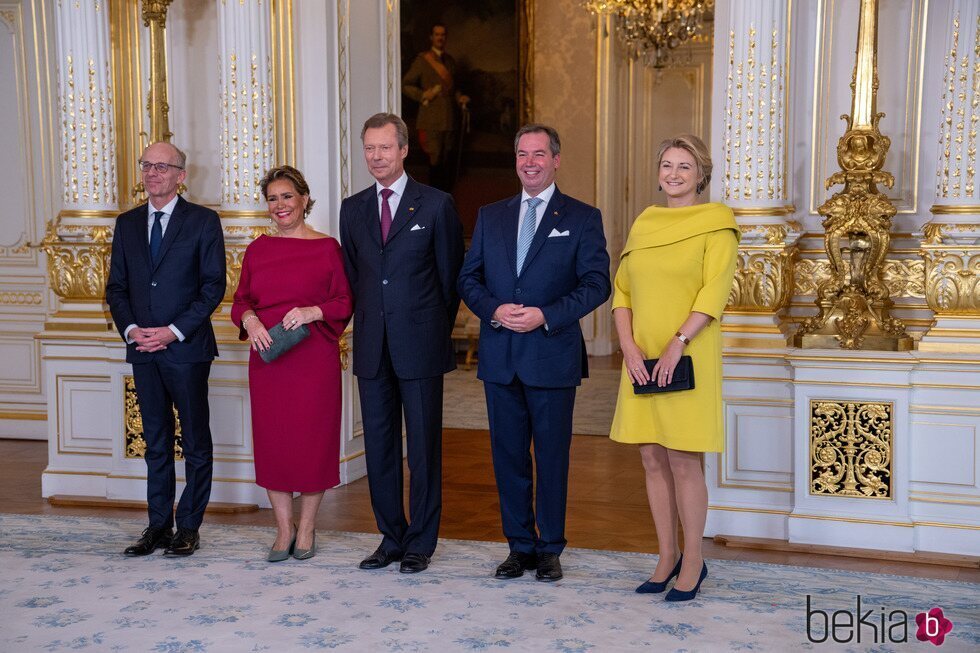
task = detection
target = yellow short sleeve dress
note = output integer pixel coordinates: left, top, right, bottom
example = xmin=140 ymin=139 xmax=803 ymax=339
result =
xmin=609 ymin=203 xmax=740 ymax=452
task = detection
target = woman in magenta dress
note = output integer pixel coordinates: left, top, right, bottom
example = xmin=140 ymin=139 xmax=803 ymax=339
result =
xmin=231 ymin=165 xmax=353 ymax=562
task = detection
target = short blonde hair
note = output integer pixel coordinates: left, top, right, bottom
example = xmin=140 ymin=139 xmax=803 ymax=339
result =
xmin=657 ymin=134 xmax=712 ymax=195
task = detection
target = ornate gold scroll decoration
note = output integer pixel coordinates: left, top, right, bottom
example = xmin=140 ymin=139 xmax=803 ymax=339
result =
xmin=919 ymin=223 xmax=980 ymax=315
xmin=728 ymin=250 xmax=796 ymax=312
xmin=40 ymin=223 xmax=113 ymax=301
xmin=124 ymin=375 xmax=183 ymax=459
xmin=794 ymin=0 xmax=912 ymax=351
xmin=810 ymin=400 xmax=892 ymax=499
xmin=339 ymin=328 xmax=351 ymax=372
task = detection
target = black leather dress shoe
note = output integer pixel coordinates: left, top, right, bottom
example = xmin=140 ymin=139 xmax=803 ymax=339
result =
xmin=399 ymin=552 xmax=430 ymax=574
xmin=535 ymin=553 xmax=563 ymax=582
xmin=494 ymin=551 xmax=538 ymax=579
xmin=163 ymin=528 xmax=200 ymax=556
xmin=359 ymin=546 xmax=403 ymax=570
xmin=123 ymin=526 xmax=173 ymax=556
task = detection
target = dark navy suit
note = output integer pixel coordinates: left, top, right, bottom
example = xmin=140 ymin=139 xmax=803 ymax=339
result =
xmin=339 ymin=176 xmax=464 ymax=557
xmin=458 ymin=187 xmax=610 ymax=555
xmin=106 ymin=196 xmax=226 ymax=531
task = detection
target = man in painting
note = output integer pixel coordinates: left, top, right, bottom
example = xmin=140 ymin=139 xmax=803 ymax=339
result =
xmin=402 ymin=22 xmax=470 ymax=192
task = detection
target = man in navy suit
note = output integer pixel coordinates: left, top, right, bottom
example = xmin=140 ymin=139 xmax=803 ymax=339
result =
xmin=458 ymin=124 xmax=611 ymax=581
xmin=106 ymin=141 xmax=226 ymax=557
xmin=340 ymin=113 xmax=464 ymax=574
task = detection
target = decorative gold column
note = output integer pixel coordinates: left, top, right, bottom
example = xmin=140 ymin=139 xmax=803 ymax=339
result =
xmin=918 ymin=1 xmax=980 ymax=353
xmin=718 ymin=0 xmax=799 ymax=348
xmin=142 ymin=0 xmax=173 ymax=144
xmin=794 ymin=0 xmax=912 ymax=351
xmin=41 ymin=0 xmax=119 ymax=330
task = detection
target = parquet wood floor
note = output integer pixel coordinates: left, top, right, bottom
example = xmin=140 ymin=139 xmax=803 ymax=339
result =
xmin=2 ymin=433 xmax=976 ymax=582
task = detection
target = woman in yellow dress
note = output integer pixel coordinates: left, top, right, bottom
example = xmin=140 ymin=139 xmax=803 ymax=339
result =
xmin=610 ymin=134 xmax=739 ymax=601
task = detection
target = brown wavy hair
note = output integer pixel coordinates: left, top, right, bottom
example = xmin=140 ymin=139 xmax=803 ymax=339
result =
xmin=259 ymin=165 xmax=315 ymax=216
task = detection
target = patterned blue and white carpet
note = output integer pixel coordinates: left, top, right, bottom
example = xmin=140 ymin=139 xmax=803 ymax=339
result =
xmin=0 ymin=514 xmax=976 ymax=651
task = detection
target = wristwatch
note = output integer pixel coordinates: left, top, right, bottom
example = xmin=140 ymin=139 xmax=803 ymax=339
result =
xmin=674 ymin=331 xmax=690 ymax=345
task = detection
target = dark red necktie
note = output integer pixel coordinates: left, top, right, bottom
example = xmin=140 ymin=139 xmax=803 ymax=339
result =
xmin=380 ymin=188 xmax=394 ymax=243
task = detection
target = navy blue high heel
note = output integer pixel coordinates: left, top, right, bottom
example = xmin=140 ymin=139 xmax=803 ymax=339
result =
xmin=635 ymin=555 xmax=683 ymax=594
xmin=664 ymin=562 xmax=707 ymax=602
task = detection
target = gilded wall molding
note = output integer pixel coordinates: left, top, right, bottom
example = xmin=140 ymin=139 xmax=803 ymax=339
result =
xmin=0 ymin=2 xmax=40 ymax=268
xmin=110 ymin=0 xmax=147 ymax=211
xmin=271 ymin=0 xmax=295 ymax=166
xmin=384 ymin=0 xmax=398 ymax=112
xmin=520 ymin=0 xmax=535 ymax=124
xmin=810 ymin=399 xmax=892 ymax=499
xmin=337 ymin=0 xmax=351 ymax=199
xmin=0 ymin=291 xmax=43 ymax=306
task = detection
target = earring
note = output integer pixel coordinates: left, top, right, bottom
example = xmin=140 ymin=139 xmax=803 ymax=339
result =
xmin=658 ymin=184 xmax=663 ymax=192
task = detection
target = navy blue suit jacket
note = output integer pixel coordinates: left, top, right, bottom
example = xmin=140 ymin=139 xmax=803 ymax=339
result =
xmin=106 ymin=197 xmax=226 ymax=364
xmin=339 ymin=176 xmax=464 ymax=380
xmin=457 ymin=188 xmax=611 ymax=388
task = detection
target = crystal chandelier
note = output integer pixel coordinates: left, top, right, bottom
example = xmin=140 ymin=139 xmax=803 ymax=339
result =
xmin=584 ymin=0 xmax=714 ymax=68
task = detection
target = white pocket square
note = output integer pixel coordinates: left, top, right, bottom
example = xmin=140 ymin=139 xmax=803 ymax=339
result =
xmin=548 ymin=229 xmax=570 ymax=237
xmin=410 ymin=224 xmax=425 ymax=231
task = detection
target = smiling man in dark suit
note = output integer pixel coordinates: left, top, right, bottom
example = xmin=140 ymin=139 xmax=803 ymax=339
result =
xmin=458 ymin=124 xmax=611 ymax=581
xmin=106 ymin=141 xmax=226 ymax=557
xmin=339 ymin=113 xmax=464 ymax=574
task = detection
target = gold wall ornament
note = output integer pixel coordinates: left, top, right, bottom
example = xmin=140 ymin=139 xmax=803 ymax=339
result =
xmin=810 ymin=399 xmax=892 ymax=499
xmin=124 ymin=375 xmax=183 ymax=459
xmin=794 ymin=0 xmax=912 ymax=351
xmin=583 ymin=0 xmax=714 ymax=68
xmin=40 ymin=221 xmax=114 ymax=301
xmin=339 ymin=328 xmax=351 ymax=371
xmin=792 ymin=256 xmax=925 ymax=300
xmin=728 ymin=249 xmax=796 ymax=312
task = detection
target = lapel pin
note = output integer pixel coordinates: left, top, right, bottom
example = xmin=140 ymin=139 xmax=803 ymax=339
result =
xmin=553 ymin=211 xmax=559 ymax=216
xmin=408 ymin=207 xmax=415 ymax=212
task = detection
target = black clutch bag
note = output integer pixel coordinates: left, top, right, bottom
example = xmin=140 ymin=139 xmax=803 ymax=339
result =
xmin=632 ymin=355 xmax=695 ymax=394
xmin=259 ymin=322 xmax=310 ymax=363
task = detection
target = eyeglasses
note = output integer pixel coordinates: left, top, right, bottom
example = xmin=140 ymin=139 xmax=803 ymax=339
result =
xmin=138 ymin=161 xmax=184 ymax=173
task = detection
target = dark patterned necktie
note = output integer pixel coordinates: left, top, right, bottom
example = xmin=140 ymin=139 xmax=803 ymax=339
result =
xmin=150 ymin=211 xmax=164 ymax=263
xmin=380 ymin=188 xmax=394 ymax=243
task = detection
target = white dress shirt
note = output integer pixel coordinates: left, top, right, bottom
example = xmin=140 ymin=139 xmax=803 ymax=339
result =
xmin=124 ymin=195 xmax=185 ymax=344
xmin=376 ymin=172 xmax=409 ymax=221
xmin=518 ymin=183 xmax=556 ymax=234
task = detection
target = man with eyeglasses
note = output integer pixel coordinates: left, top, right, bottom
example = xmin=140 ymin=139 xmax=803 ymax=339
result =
xmin=106 ymin=141 xmax=226 ymax=557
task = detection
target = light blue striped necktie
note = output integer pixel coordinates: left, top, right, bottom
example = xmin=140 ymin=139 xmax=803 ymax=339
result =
xmin=516 ymin=197 xmax=543 ymax=275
